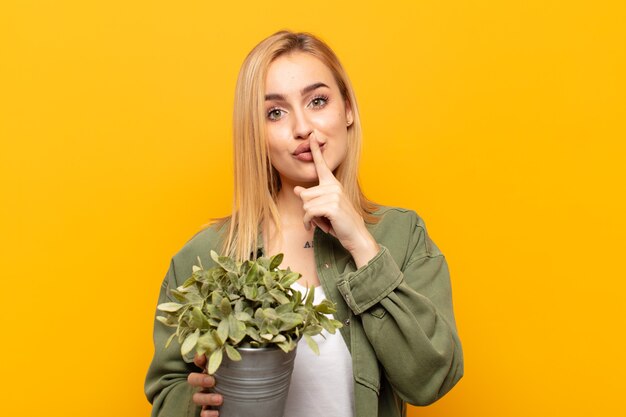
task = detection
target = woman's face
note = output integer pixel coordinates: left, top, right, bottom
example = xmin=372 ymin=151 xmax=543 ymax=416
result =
xmin=264 ymin=52 xmax=353 ymax=188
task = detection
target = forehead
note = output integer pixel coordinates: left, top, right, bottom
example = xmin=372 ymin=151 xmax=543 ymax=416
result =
xmin=265 ymin=52 xmax=337 ymax=93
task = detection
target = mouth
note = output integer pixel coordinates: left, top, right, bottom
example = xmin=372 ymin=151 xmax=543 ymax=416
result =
xmin=293 ymin=141 xmax=326 ymax=161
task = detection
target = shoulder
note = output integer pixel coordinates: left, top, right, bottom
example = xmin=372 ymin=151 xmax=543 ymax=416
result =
xmin=367 ymin=205 xmax=443 ymax=266
xmin=367 ymin=205 xmax=427 ymax=235
xmin=169 ymin=220 xmax=229 ymax=283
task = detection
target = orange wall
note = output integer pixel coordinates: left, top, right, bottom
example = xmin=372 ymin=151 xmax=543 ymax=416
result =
xmin=1 ymin=1 xmax=624 ymax=416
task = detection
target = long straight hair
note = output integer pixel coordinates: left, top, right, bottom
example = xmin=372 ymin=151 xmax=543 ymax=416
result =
xmin=219 ymin=31 xmax=378 ymax=261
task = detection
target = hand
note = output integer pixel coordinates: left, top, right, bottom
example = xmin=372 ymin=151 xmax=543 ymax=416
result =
xmin=294 ymin=134 xmax=380 ymax=268
xmin=187 ymin=353 xmax=223 ymax=417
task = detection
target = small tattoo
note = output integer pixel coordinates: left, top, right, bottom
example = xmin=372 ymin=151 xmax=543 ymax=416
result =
xmin=303 ymin=241 xmax=313 ymax=249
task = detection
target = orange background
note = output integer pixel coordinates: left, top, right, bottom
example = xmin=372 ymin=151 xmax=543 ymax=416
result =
xmin=1 ymin=1 xmax=625 ymax=416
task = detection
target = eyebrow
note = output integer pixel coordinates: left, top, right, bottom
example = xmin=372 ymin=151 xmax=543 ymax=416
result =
xmin=265 ymin=82 xmax=329 ymax=101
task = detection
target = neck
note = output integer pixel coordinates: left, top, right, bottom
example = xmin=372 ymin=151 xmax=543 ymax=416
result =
xmin=264 ymin=185 xmax=314 ymax=255
xmin=276 ymin=180 xmax=310 ymax=226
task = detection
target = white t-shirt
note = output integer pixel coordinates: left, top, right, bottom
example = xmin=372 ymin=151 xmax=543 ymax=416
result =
xmin=283 ymin=282 xmax=355 ymax=417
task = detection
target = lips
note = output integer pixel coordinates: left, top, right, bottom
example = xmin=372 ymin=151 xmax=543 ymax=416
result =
xmin=293 ymin=142 xmax=312 ymax=156
xmin=292 ymin=142 xmax=326 ymax=161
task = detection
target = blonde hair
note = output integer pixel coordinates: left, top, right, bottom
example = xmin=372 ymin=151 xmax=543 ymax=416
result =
xmin=219 ymin=30 xmax=378 ymax=261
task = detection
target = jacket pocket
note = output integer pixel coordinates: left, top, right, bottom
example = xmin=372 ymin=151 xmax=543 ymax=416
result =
xmin=368 ymin=305 xmax=387 ymax=319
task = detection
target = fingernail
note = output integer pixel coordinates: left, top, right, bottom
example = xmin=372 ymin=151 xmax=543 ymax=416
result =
xmin=204 ymin=376 xmax=214 ymax=386
xmin=214 ymin=394 xmax=223 ymax=404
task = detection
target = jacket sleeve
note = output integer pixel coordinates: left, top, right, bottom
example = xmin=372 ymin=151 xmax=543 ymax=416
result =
xmin=144 ymin=258 xmax=201 ymax=417
xmin=336 ymin=213 xmax=464 ymax=406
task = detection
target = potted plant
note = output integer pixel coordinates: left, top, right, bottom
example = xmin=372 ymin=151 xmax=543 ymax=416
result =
xmin=156 ymin=250 xmax=342 ymax=417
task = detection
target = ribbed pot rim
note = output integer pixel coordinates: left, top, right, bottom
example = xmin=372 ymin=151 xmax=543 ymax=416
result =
xmin=232 ymin=345 xmax=287 ymax=352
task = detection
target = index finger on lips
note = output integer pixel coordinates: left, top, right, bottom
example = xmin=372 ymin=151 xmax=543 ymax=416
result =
xmin=309 ymin=133 xmax=335 ymax=184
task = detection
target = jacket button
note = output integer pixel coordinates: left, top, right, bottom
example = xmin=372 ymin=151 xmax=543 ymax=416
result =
xmin=323 ymin=263 xmax=330 ymax=269
xmin=344 ymin=318 xmax=350 ymax=326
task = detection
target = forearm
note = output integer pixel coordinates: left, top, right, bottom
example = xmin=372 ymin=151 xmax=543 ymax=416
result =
xmin=337 ymin=247 xmax=463 ymax=405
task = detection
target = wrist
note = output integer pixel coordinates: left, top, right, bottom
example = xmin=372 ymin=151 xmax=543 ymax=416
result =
xmin=348 ymin=231 xmax=380 ymax=268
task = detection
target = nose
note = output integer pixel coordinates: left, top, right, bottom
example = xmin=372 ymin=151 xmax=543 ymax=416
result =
xmin=292 ymin=109 xmax=313 ymax=140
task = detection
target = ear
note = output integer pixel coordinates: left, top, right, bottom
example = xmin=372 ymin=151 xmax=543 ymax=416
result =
xmin=345 ymin=99 xmax=354 ymax=126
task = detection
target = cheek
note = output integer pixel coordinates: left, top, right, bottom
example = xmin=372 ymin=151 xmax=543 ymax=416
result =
xmin=311 ymin=110 xmax=346 ymax=131
xmin=266 ymin=124 xmax=290 ymax=152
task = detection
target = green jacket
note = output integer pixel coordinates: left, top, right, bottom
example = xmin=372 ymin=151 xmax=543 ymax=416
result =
xmin=145 ymin=206 xmax=463 ymax=417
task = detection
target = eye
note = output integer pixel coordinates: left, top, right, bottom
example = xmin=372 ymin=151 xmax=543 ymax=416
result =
xmin=267 ymin=108 xmax=285 ymax=121
xmin=308 ymin=95 xmax=329 ymax=109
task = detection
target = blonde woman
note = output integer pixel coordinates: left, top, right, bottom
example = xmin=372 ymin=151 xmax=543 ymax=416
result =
xmin=145 ymin=31 xmax=463 ymax=417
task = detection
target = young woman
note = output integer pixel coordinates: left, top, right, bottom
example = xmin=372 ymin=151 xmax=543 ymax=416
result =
xmin=145 ymin=31 xmax=463 ymax=417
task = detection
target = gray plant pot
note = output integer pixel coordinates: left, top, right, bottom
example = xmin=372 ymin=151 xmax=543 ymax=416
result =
xmin=213 ymin=346 xmax=297 ymax=417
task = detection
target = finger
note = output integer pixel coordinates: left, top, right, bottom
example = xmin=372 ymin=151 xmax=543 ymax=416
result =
xmin=192 ymin=392 xmax=224 ymax=407
xmin=311 ymin=217 xmax=332 ymax=234
xmin=201 ymin=409 xmax=219 ymax=417
xmin=297 ymin=184 xmax=342 ymax=204
xmin=188 ymin=373 xmax=216 ymax=389
xmin=293 ymin=186 xmax=305 ymax=197
xmin=309 ymin=133 xmax=335 ymax=184
xmin=302 ymin=203 xmax=338 ymax=231
xmin=194 ymin=353 xmax=207 ymax=369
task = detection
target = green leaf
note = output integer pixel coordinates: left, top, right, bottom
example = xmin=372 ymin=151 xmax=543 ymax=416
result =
xmin=318 ymin=314 xmax=341 ymax=334
xmin=278 ymin=313 xmax=303 ymax=331
xmin=304 ymin=334 xmax=320 ymax=355
xmin=165 ymin=332 xmax=176 ymax=348
xmin=227 ymin=271 xmax=239 ymax=288
xmin=190 ymin=307 xmax=209 ymax=329
xmin=224 ymin=344 xmax=242 ymax=362
xmin=205 ymin=304 xmax=220 ymax=319
xmin=182 ymin=276 xmax=197 ymax=288
xmin=269 ymin=289 xmax=290 ymax=304
xmin=157 ymin=302 xmax=184 ymax=312
xmin=212 ymin=252 xmax=238 ymax=273
xmin=277 ymin=337 xmax=297 ymax=353
xmin=314 ymin=299 xmax=337 ymax=314
xmin=245 ymin=327 xmax=261 ymax=342
xmin=197 ymin=330 xmax=219 ymax=352
xmin=181 ymin=329 xmax=200 ymax=357
xmin=243 ymin=285 xmax=257 ymax=301
xmin=269 ymin=253 xmax=284 ymax=270
xmin=276 ymin=303 xmax=294 ymax=315
xmin=303 ymin=324 xmax=323 ymax=336
xmin=305 ymin=285 xmax=315 ymax=308
xmin=266 ymin=323 xmax=279 ymax=335
xmin=280 ymin=272 xmax=300 ymax=288
xmin=219 ymin=297 xmax=232 ymax=316
xmin=262 ymin=308 xmax=278 ymax=320
xmin=207 ymin=348 xmax=223 ymax=374
xmin=211 ymin=291 xmax=222 ymax=307
xmin=263 ymin=272 xmax=274 ymax=289
xmin=244 ymin=262 xmax=258 ymax=284
xmin=228 ymin=314 xmax=246 ymax=344
xmin=217 ymin=319 xmax=229 ymax=344
xmin=234 ymin=311 xmax=252 ymax=322
xmin=156 ymin=316 xmax=177 ymax=328
xmin=169 ymin=289 xmax=188 ymax=302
